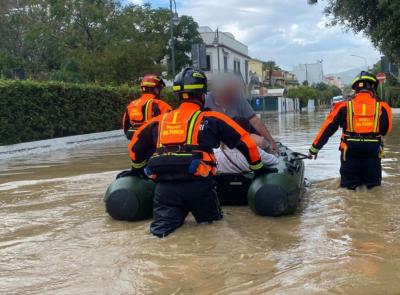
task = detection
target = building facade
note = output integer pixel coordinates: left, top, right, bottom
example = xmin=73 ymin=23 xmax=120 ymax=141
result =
xmin=248 ymin=59 xmax=265 ymax=96
xmin=251 ymin=96 xmax=300 ymax=113
xmin=268 ymin=70 xmax=299 ymax=88
xmin=324 ymin=75 xmax=343 ymax=89
xmin=292 ymin=61 xmax=324 ymax=85
xmin=249 ymin=59 xmax=264 ymax=80
xmin=199 ymin=26 xmax=250 ymax=84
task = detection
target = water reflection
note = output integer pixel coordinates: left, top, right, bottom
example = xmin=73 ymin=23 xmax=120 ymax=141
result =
xmin=0 ymin=111 xmax=399 ymax=294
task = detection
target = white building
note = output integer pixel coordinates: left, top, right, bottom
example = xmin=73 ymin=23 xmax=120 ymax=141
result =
xmin=292 ymin=61 xmax=324 ymax=85
xmin=324 ymin=75 xmax=343 ymax=89
xmin=199 ymin=26 xmax=250 ymax=85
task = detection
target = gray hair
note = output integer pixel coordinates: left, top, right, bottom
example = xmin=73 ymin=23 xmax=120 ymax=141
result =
xmin=211 ymin=73 xmax=245 ymax=95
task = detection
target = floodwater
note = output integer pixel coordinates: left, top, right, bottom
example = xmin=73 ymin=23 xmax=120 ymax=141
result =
xmin=0 ymin=111 xmax=399 ymax=295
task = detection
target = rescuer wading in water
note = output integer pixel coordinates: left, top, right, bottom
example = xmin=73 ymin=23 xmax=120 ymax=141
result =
xmin=122 ymin=74 xmax=172 ymax=140
xmin=127 ymin=68 xmax=267 ymax=237
xmin=309 ymin=71 xmax=392 ymax=189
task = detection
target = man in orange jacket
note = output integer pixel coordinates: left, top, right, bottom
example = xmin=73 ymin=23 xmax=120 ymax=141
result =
xmin=122 ymin=74 xmax=172 ymax=139
xmin=127 ymin=68 xmax=267 ymax=237
xmin=309 ymin=71 xmax=392 ymax=189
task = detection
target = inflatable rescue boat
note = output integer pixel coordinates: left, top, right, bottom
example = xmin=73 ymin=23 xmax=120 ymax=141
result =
xmin=104 ymin=143 xmax=305 ymax=220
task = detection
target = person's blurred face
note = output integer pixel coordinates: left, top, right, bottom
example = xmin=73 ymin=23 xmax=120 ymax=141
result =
xmin=215 ymin=78 xmax=241 ymax=106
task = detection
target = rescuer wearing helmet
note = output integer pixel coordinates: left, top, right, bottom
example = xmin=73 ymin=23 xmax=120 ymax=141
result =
xmin=128 ymin=68 xmax=267 ymax=237
xmin=122 ymin=74 xmax=172 ymax=140
xmin=308 ymin=71 xmax=392 ymax=189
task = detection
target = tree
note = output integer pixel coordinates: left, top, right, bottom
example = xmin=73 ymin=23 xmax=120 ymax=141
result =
xmin=309 ymin=0 xmax=400 ymax=63
xmin=0 ymin=1 xmax=202 ymax=84
xmin=369 ymin=60 xmax=400 ymax=105
xmin=288 ymin=86 xmax=318 ymax=108
xmin=262 ymin=60 xmax=280 ymax=86
xmin=169 ymin=15 xmax=203 ymax=76
xmin=288 ymin=83 xmax=342 ymax=107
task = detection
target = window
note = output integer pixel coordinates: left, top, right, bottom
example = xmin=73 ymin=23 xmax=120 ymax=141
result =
xmin=245 ymin=60 xmax=249 ymax=84
xmin=206 ymin=55 xmax=211 ymax=71
xmin=234 ymin=60 xmax=241 ymax=74
xmin=224 ymin=55 xmax=228 ymax=72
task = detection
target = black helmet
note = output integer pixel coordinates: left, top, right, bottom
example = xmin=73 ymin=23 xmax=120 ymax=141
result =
xmin=352 ymin=71 xmax=379 ymax=93
xmin=173 ymin=68 xmax=207 ymax=105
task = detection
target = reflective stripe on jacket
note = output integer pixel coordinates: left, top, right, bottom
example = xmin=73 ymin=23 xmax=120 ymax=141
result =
xmin=128 ymin=102 xmax=262 ymax=179
xmin=310 ymin=92 xmax=392 ymax=156
xmin=122 ymin=94 xmax=172 ymax=138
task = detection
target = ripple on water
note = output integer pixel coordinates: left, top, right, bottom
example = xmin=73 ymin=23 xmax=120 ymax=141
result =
xmin=1 ymin=112 xmax=400 ymax=294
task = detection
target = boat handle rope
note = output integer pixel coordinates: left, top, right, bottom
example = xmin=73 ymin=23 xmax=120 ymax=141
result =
xmin=291 ymin=152 xmax=312 ymax=161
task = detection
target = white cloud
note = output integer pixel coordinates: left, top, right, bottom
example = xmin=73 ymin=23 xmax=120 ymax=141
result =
xmin=290 ymin=24 xmax=299 ymax=31
xmin=317 ymin=16 xmax=329 ymax=29
xmin=178 ymin=0 xmax=380 ymax=73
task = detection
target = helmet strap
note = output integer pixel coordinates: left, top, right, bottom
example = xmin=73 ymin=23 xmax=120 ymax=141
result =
xmin=143 ymin=87 xmax=161 ymax=96
xmin=179 ymin=92 xmax=205 ymax=107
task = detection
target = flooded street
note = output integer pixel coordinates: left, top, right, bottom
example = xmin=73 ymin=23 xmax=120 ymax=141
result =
xmin=1 ymin=111 xmax=399 ymax=295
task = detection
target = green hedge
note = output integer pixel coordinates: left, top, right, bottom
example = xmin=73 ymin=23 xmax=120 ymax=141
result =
xmin=0 ymin=80 xmax=178 ymax=145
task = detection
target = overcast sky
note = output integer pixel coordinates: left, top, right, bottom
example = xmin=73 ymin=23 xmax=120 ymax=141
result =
xmin=130 ymin=0 xmax=381 ymax=73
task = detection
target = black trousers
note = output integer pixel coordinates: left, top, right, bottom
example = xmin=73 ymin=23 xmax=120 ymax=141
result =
xmin=340 ymin=154 xmax=382 ymax=190
xmin=150 ymin=179 xmax=223 ymax=238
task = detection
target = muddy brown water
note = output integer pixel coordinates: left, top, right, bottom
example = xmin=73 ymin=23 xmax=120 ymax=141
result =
xmin=0 ymin=111 xmax=399 ymax=295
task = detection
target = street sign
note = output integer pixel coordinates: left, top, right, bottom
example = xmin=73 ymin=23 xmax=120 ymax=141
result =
xmin=376 ymin=72 xmax=386 ymax=100
xmin=191 ymin=43 xmax=207 ymax=70
xmin=377 ymin=72 xmax=386 ymax=83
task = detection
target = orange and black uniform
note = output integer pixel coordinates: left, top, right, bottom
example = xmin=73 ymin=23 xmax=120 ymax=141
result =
xmin=310 ymin=92 xmax=392 ymax=189
xmin=129 ymin=102 xmax=262 ymax=237
xmin=122 ymin=94 xmax=172 ymax=140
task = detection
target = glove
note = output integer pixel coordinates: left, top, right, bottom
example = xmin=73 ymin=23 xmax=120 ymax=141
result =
xmin=308 ymin=145 xmax=319 ymax=160
xmin=116 ymin=169 xmax=146 ymax=179
xmin=125 ymin=128 xmax=135 ymax=140
xmin=253 ymin=165 xmax=278 ymax=179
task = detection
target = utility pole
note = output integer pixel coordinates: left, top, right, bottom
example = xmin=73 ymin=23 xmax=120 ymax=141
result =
xmin=212 ymin=28 xmax=221 ymax=73
xmin=169 ymin=0 xmax=176 ymax=77
xmin=305 ymin=64 xmax=308 ymax=84
xmin=319 ymin=59 xmax=324 ymax=82
xmin=216 ymin=29 xmax=220 ymax=72
xmin=350 ymin=54 xmax=368 ymax=69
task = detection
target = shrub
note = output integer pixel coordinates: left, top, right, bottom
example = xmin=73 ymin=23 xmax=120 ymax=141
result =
xmin=0 ymin=80 xmax=178 ymax=145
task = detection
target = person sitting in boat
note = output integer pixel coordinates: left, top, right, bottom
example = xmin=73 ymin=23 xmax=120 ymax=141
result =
xmin=205 ymin=73 xmax=278 ymax=153
xmin=214 ymin=117 xmax=279 ymax=174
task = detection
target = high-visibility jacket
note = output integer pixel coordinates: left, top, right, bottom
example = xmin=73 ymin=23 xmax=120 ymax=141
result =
xmin=129 ymin=102 xmax=262 ymax=181
xmin=310 ymin=92 xmax=392 ymax=159
xmin=122 ymin=94 xmax=172 ymax=140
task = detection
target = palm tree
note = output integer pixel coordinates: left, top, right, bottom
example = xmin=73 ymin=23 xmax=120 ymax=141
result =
xmin=262 ymin=61 xmax=280 ymax=87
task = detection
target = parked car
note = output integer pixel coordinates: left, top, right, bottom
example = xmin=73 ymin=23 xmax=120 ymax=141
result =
xmin=332 ymin=95 xmax=345 ymax=108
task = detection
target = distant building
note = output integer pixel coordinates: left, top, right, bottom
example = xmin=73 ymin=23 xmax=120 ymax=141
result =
xmin=250 ymin=88 xmax=300 ymax=113
xmin=199 ymin=26 xmax=250 ymax=85
xmin=248 ymin=59 xmax=299 ymax=97
xmin=268 ymin=70 xmax=299 ymax=89
xmin=381 ymin=56 xmax=399 ymax=81
xmin=324 ymin=75 xmax=343 ymax=89
xmin=292 ymin=61 xmax=324 ymax=85
xmin=248 ymin=59 xmax=265 ymax=96
xmin=249 ymin=59 xmax=264 ymax=80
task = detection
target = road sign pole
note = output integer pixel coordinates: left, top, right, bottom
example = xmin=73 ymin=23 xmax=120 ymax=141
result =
xmin=376 ymin=72 xmax=386 ymax=101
